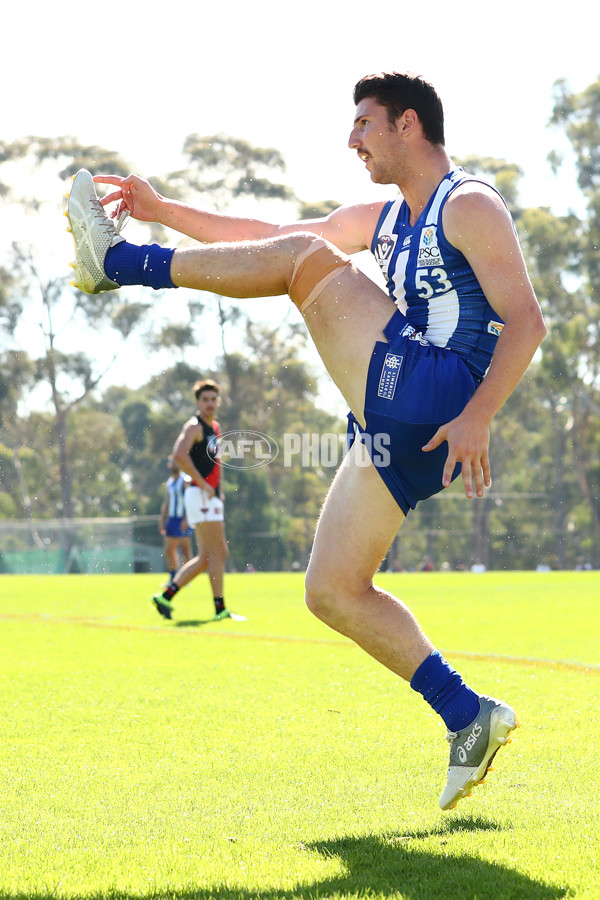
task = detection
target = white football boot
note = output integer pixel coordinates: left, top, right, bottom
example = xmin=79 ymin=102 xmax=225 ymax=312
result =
xmin=65 ymin=168 xmax=128 ymax=294
xmin=439 ymin=695 xmax=520 ymax=810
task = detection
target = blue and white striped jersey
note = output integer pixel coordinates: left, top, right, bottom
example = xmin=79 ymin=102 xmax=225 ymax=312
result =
xmin=166 ymin=474 xmax=186 ymax=518
xmin=371 ymin=167 xmax=507 ymax=379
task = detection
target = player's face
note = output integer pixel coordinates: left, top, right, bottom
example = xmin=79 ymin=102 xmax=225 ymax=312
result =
xmin=196 ymin=390 xmax=220 ymax=418
xmin=348 ymin=97 xmax=404 ymax=184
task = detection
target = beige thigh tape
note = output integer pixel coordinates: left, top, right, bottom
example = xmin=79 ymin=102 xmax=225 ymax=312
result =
xmin=288 ymin=239 xmax=351 ymax=313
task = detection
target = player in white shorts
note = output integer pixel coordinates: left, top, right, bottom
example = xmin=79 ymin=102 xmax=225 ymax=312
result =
xmin=184 ymin=485 xmax=224 ymax=525
xmin=151 ymin=380 xmax=239 ymax=621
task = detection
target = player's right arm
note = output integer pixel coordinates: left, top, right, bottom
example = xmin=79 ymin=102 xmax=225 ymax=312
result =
xmin=93 ymin=174 xmax=383 ymax=255
xmin=172 ymin=418 xmax=216 ymax=498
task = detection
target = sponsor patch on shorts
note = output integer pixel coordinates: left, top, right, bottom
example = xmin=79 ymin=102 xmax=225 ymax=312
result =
xmin=378 ymin=352 xmax=404 ymax=400
xmin=488 ymin=320 xmax=504 ymax=336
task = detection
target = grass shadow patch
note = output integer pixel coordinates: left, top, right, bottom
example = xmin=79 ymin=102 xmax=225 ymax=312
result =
xmin=173 ymin=618 xmax=214 ymax=628
xmin=1 ymin=827 xmax=568 ymax=900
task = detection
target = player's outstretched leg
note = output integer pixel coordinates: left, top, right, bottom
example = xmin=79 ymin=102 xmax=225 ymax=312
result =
xmin=65 ymin=167 xmax=292 ymax=297
xmin=439 ymin=695 xmax=520 ymax=810
xmin=64 ymin=168 xmax=397 ymax=422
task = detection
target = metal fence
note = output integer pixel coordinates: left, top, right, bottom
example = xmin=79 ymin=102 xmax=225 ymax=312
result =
xmin=0 ymin=490 xmax=595 ymax=575
xmin=0 ymin=516 xmax=165 ymax=575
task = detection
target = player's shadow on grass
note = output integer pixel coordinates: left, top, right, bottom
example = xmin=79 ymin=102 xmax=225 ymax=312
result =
xmin=174 ymin=618 xmax=215 ymax=628
xmin=6 ymin=815 xmax=569 ymax=900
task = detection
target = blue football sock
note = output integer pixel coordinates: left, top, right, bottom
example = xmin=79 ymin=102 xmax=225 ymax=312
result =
xmin=105 ymin=241 xmax=177 ymax=290
xmin=410 ymin=650 xmax=481 ymax=732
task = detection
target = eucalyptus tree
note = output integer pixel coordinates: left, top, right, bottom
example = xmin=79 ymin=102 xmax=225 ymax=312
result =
xmin=0 ymin=137 xmax=149 ymax=520
xmin=544 ymin=76 xmax=600 ymax=564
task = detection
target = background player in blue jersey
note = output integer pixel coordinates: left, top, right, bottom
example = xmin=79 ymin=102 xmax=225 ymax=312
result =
xmin=158 ymin=456 xmax=194 ymax=579
xmin=68 ymin=71 xmax=546 ymax=810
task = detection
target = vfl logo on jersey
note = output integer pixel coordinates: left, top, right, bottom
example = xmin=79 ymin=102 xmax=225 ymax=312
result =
xmin=487 ymin=320 xmax=504 ymax=337
xmin=377 ymin=352 xmax=403 ymax=400
xmin=374 ymin=233 xmax=398 ymax=274
xmin=417 ymin=225 xmax=444 ymax=267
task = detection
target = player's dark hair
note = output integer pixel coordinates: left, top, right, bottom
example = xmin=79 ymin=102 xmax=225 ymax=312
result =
xmin=194 ymin=379 xmax=220 ymax=399
xmin=353 ymin=72 xmax=445 ymax=146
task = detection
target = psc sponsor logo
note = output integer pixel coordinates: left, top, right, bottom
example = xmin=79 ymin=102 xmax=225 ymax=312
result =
xmin=211 ymin=431 xmax=279 ymax=470
xmin=417 ymin=225 xmax=444 ymax=267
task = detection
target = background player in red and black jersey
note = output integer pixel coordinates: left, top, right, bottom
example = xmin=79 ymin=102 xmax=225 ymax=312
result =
xmin=152 ymin=379 xmax=239 ymax=621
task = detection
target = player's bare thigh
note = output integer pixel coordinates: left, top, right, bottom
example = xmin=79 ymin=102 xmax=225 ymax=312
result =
xmin=195 ymin=520 xmax=228 ymax=555
xmin=163 ymin=535 xmax=178 ymax=566
xmin=307 ymin=439 xmax=405 ymax=593
xmin=298 ymin=262 xmax=395 ymax=426
xmin=178 ymin=536 xmax=194 ymax=562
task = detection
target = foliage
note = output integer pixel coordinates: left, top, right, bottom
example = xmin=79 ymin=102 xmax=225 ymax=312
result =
xmin=2 ymin=84 xmax=600 ymax=568
xmin=0 ymin=137 xmax=154 ymax=521
xmin=455 ymin=155 xmax=524 ymax=215
xmin=168 ymin=133 xmax=295 ymax=211
xmin=88 ymin=321 xmax=342 ymax=571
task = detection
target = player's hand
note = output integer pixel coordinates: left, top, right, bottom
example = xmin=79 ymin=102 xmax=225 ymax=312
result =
xmin=422 ymin=413 xmax=491 ymax=499
xmin=93 ymin=174 xmax=164 ymax=223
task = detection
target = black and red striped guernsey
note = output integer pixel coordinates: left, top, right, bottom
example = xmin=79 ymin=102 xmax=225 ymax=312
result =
xmin=189 ymin=416 xmax=221 ymax=497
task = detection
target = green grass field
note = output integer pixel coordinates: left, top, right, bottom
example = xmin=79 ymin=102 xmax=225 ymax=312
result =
xmin=1 ymin=571 xmax=599 ymax=900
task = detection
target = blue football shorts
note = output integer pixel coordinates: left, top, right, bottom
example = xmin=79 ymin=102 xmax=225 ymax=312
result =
xmin=347 ymin=309 xmax=481 ymax=515
xmin=165 ymin=516 xmax=193 ymax=538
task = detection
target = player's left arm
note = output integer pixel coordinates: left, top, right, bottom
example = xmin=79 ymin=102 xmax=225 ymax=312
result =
xmin=423 ymin=185 xmax=547 ymax=499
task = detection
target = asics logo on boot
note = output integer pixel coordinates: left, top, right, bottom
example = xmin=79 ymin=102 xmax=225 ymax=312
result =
xmin=457 ymin=722 xmax=483 ymax=763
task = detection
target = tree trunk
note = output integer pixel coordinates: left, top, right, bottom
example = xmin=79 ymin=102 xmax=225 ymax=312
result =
xmin=11 ymin=444 xmax=44 ymax=549
xmin=552 ymin=403 xmax=568 ymax=569
xmin=55 ymin=406 xmax=74 ymax=519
